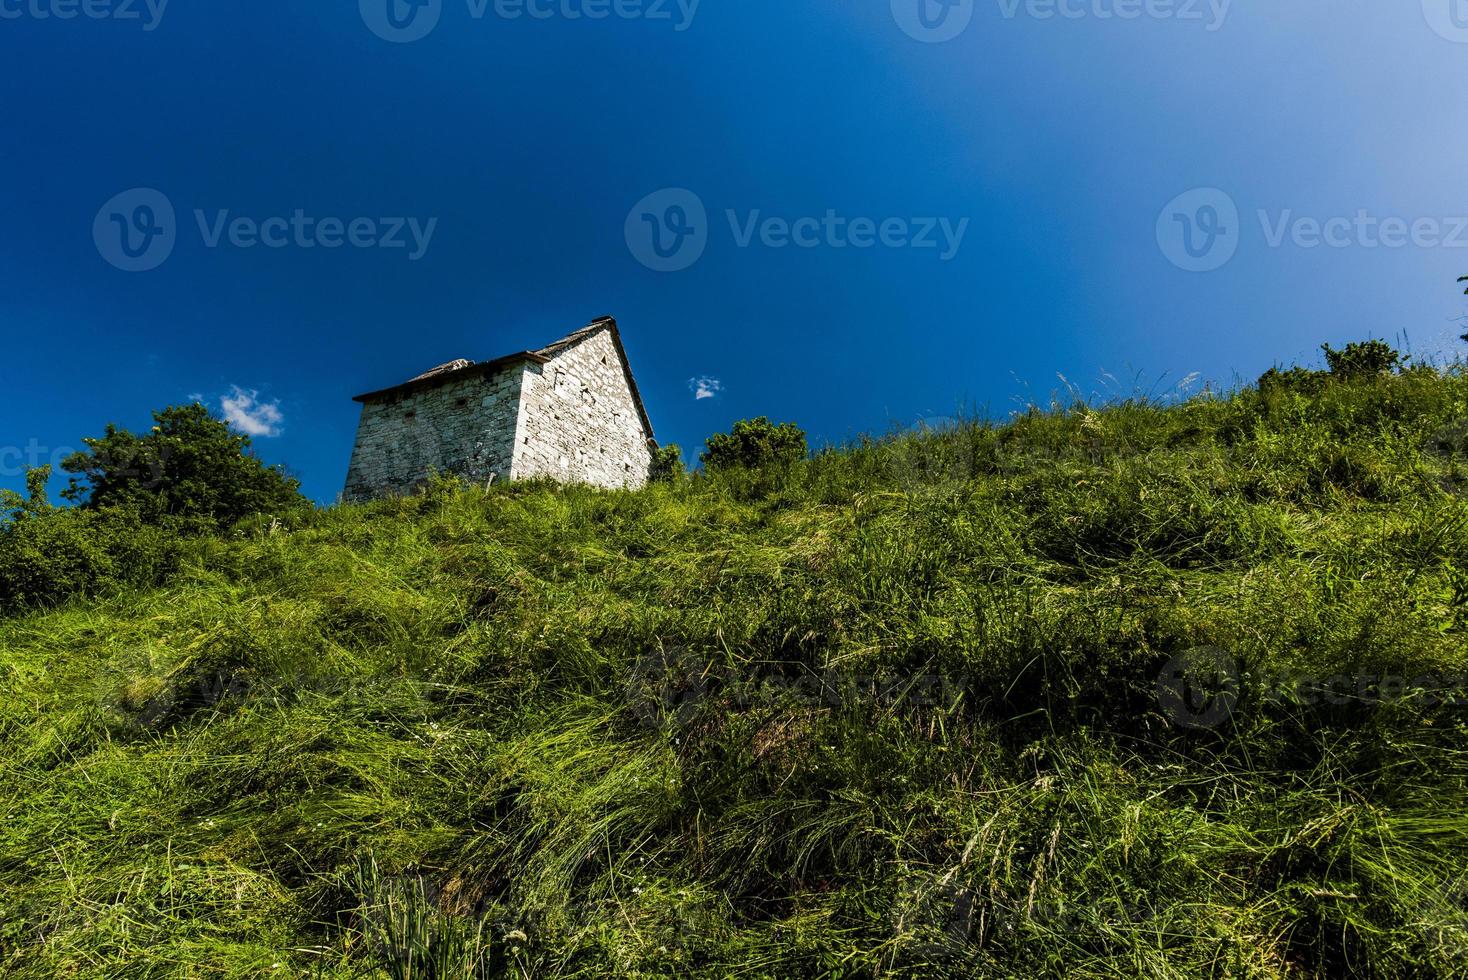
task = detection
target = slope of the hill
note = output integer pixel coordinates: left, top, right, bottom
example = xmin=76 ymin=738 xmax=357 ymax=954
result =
xmin=3 ymin=367 xmax=1468 ymax=978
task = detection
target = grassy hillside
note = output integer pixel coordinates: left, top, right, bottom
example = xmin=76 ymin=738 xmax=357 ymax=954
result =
xmin=4 ymin=364 xmax=1468 ymax=978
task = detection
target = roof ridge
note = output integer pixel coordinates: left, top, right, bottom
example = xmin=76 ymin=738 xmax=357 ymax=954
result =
xmin=530 ymin=317 xmax=656 ymax=444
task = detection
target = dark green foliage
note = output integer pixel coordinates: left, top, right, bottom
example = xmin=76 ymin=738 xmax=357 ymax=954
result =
xmin=0 ymin=404 xmax=306 ymax=613
xmin=0 ymin=497 xmax=182 ymax=612
xmin=649 ymin=443 xmax=685 ymax=483
xmin=1257 ymin=363 xmax=1327 ymax=395
xmin=60 ymin=403 xmax=306 ymax=525
xmin=700 ymin=416 xmax=808 ymax=471
xmin=1322 ymin=338 xmax=1402 ymax=378
xmin=3 ymin=360 xmax=1468 ymax=977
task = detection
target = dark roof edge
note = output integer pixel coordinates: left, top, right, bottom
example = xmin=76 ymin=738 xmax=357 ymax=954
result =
xmin=351 ymin=351 xmax=549 ymax=403
xmin=552 ymin=316 xmax=657 ymax=445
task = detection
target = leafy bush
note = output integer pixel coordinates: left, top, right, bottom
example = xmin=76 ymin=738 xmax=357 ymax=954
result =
xmin=0 ymin=401 xmax=303 ymax=612
xmin=649 ymin=443 xmax=685 ymax=483
xmin=1322 ymin=339 xmax=1402 ymax=378
xmin=60 ymin=403 xmax=306 ymax=525
xmin=700 ymin=417 xmax=807 ymax=472
xmin=1257 ymin=364 xmax=1327 ymax=395
xmin=0 ymin=497 xmax=181 ymax=612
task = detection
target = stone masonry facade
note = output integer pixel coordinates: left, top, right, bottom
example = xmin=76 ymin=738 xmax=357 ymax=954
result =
xmin=343 ymin=319 xmax=654 ymax=501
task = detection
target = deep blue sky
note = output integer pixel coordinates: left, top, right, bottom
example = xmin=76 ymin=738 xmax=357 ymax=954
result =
xmin=3 ymin=1 xmax=1467 ymax=503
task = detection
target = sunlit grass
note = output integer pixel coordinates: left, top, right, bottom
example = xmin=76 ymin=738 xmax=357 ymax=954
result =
xmin=3 ymin=366 xmax=1468 ymax=977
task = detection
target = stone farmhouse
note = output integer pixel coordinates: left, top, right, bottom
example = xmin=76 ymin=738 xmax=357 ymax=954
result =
xmin=344 ymin=316 xmax=656 ymax=500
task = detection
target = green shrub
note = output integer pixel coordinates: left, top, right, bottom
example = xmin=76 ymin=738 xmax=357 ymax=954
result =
xmin=1322 ymin=339 xmax=1402 ymax=378
xmin=1257 ymin=364 xmax=1328 ymax=395
xmin=700 ymin=417 xmax=807 ymax=472
xmin=60 ymin=402 xmax=306 ymax=525
xmin=0 ymin=502 xmax=181 ymax=612
xmin=649 ymin=443 xmax=685 ymax=483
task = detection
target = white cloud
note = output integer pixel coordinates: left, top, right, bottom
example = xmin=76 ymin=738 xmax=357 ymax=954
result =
xmin=220 ymin=386 xmax=284 ymax=437
xmin=689 ymin=376 xmax=723 ymax=401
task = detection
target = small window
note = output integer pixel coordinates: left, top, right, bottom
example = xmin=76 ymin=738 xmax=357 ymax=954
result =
xmin=404 ymin=411 xmax=416 ymax=421
xmin=455 ymin=397 xmax=469 ymax=408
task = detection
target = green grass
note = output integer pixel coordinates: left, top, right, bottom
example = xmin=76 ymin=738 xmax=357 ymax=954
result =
xmin=3 ymin=366 xmax=1468 ymax=977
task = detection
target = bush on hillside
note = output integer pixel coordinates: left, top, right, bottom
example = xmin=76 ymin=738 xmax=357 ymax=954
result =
xmin=700 ymin=417 xmax=807 ymax=472
xmin=649 ymin=443 xmax=685 ymax=483
xmin=60 ymin=403 xmax=306 ymax=526
xmin=1256 ymin=364 xmax=1328 ymax=396
xmin=0 ymin=403 xmax=303 ymax=613
xmin=0 ymin=468 xmax=181 ymax=612
xmin=1257 ymin=339 xmax=1408 ymax=395
xmin=1321 ymin=339 xmax=1402 ymax=378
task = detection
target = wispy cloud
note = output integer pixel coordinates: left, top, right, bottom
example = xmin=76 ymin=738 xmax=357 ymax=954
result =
xmin=689 ymin=376 xmax=723 ymax=401
xmin=221 ymin=386 xmax=284 ymax=437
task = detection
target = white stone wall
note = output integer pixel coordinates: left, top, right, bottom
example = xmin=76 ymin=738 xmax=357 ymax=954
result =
xmin=343 ymin=365 xmax=525 ymax=501
xmin=510 ymin=328 xmax=653 ymax=488
xmin=344 ymin=326 xmax=654 ymax=500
